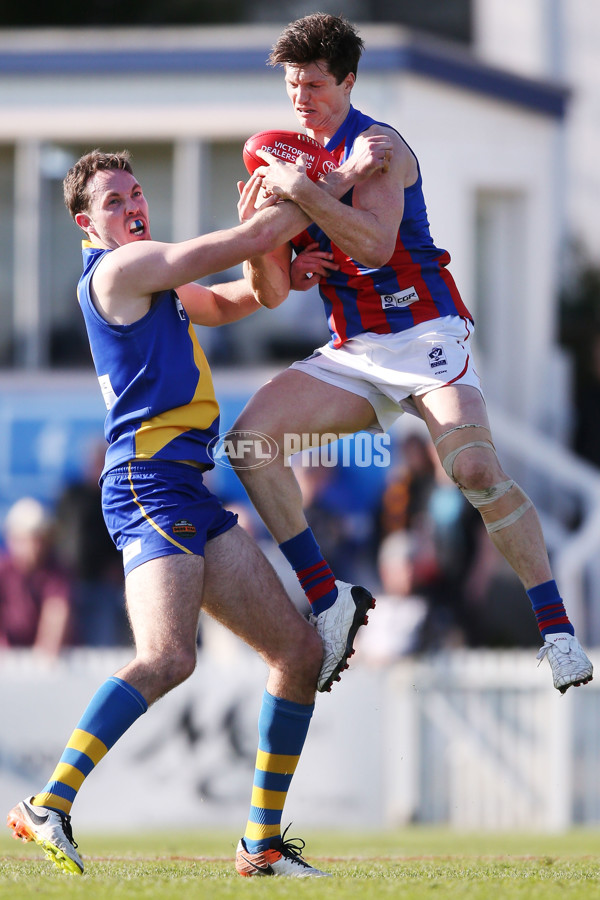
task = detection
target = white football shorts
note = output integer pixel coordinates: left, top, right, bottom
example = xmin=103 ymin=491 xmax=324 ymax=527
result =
xmin=290 ymin=315 xmax=482 ymax=433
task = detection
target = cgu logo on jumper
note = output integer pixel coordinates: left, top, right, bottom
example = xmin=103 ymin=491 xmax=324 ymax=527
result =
xmin=208 ymin=431 xmax=279 ymax=470
xmin=380 ymin=286 xmax=419 ymax=309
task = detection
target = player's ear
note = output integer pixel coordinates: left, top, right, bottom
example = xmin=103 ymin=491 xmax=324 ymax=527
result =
xmin=75 ymin=213 xmax=93 ymax=234
xmin=75 ymin=212 xmax=93 ymax=233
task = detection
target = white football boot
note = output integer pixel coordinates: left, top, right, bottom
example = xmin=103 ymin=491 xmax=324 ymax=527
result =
xmin=309 ymin=580 xmax=376 ymax=692
xmin=236 ymin=828 xmax=330 ymax=877
xmin=536 ymin=632 xmax=593 ymax=693
xmin=7 ymin=797 xmax=83 ymax=874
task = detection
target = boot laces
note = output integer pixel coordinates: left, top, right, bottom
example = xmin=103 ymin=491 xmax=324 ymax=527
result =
xmin=57 ymin=811 xmax=78 ymax=849
xmin=275 ymin=824 xmax=310 ymax=867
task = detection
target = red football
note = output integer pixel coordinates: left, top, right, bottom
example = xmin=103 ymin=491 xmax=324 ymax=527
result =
xmin=243 ymin=130 xmax=338 ymax=181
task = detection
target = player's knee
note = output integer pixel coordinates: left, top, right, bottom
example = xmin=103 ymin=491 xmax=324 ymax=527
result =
xmin=152 ymin=647 xmax=197 ymax=693
xmin=451 ymin=447 xmax=504 ymax=492
xmin=435 ymin=424 xmax=499 ymax=487
xmin=278 ymin=621 xmax=322 ymax=685
xmin=223 ymin=422 xmax=282 ymax=475
xmin=296 ymin=623 xmax=324 ymax=682
xmin=306 ymin=621 xmax=324 ymax=666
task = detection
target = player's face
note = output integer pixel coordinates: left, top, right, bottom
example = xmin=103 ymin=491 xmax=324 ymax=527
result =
xmin=284 ymin=61 xmax=354 ymax=139
xmin=79 ymin=168 xmax=151 ymax=249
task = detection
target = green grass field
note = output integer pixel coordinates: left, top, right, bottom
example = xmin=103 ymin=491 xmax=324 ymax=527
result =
xmin=1 ymin=827 xmax=599 ymax=899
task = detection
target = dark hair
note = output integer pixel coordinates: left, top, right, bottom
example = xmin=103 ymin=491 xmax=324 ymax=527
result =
xmin=63 ymin=149 xmax=133 ymax=219
xmin=269 ymin=13 xmax=364 ymax=84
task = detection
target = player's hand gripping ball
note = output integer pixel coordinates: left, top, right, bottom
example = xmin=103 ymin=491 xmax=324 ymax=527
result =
xmin=243 ymin=130 xmax=338 ymax=181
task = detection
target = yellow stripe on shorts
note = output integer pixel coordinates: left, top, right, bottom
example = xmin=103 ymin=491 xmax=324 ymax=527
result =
xmin=127 ymin=462 xmax=193 ymax=554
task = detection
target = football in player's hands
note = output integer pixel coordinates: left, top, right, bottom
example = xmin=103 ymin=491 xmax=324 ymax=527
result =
xmin=243 ymin=130 xmax=338 ymax=181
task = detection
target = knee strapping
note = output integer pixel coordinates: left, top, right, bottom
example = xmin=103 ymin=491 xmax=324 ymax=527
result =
xmin=434 ymin=424 xmax=532 ymax=533
xmin=434 ymin=424 xmax=496 ymax=482
xmin=464 ymin=481 xmax=533 ymax=533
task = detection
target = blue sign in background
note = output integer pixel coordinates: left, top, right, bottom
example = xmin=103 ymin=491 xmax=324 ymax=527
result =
xmin=0 ymin=373 xmax=391 ymax=535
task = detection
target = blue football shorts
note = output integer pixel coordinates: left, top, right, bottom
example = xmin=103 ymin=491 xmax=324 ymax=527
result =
xmin=101 ymin=460 xmax=238 ymax=576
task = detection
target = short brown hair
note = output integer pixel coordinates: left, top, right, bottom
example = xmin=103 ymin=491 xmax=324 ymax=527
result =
xmin=63 ymin=149 xmax=133 ymax=220
xmin=269 ymin=13 xmax=364 ymax=84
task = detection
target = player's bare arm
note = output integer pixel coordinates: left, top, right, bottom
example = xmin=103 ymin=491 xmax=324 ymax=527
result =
xmin=258 ymin=126 xmax=410 ymax=268
xmin=88 ymin=130 xmax=392 ymax=326
xmin=238 ymin=173 xmax=295 ymax=309
xmin=88 ymin=206 xmax=314 ymax=326
xmin=243 ymin=132 xmax=392 ymax=305
xmin=164 ymin=178 xmax=279 ymax=325
xmin=175 ymin=279 xmax=262 ymax=326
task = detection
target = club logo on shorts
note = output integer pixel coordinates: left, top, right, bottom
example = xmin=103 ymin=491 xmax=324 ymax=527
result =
xmin=172 ymin=519 xmax=197 ymax=538
xmin=428 ymin=345 xmax=448 ymax=369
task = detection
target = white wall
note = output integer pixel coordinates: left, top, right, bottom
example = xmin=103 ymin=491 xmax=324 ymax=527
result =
xmin=474 ymin=0 xmax=600 ymax=263
xmin=473 ymin=0 xmax=554 ymax=78
xmin=562 ymin=0 xmax=600 ymax=262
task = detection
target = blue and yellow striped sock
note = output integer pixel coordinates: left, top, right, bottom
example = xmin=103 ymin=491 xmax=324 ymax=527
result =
xmin=32 ymin=676 xmax=148 ymax=815
xmin=243 ymin=690 xmax=314 ymax=852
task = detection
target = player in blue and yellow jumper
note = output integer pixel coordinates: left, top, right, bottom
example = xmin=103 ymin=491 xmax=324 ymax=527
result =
xmin=6 ymin=144 xmax=386 ymax=878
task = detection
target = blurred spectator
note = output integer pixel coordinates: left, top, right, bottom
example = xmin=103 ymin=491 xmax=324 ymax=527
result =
xmin=371 ymin=432 xmax=537 ymax=649
xmin=421 ymin=441 xmax=540 ymax=647
xmin=0 ymin=497 xmax=74 ymax=656
xmin=294 ymin=452 xmax=375 ymax=587
xmin=356 ymin=530 xmax=432 ymax=665
xmin=376 ymin=431 xmax=436 ymax=540
xmin=54 ymin=441 xmax=129 ymax=646
xmin=422 ymin=440 xmax=487 ymax=638
xmin=373 ymin=432 xmax=467 ymax=629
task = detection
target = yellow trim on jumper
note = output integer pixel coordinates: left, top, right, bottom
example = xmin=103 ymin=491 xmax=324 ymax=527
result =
xmin=134 ymin=324 xmax=219 ymax=458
